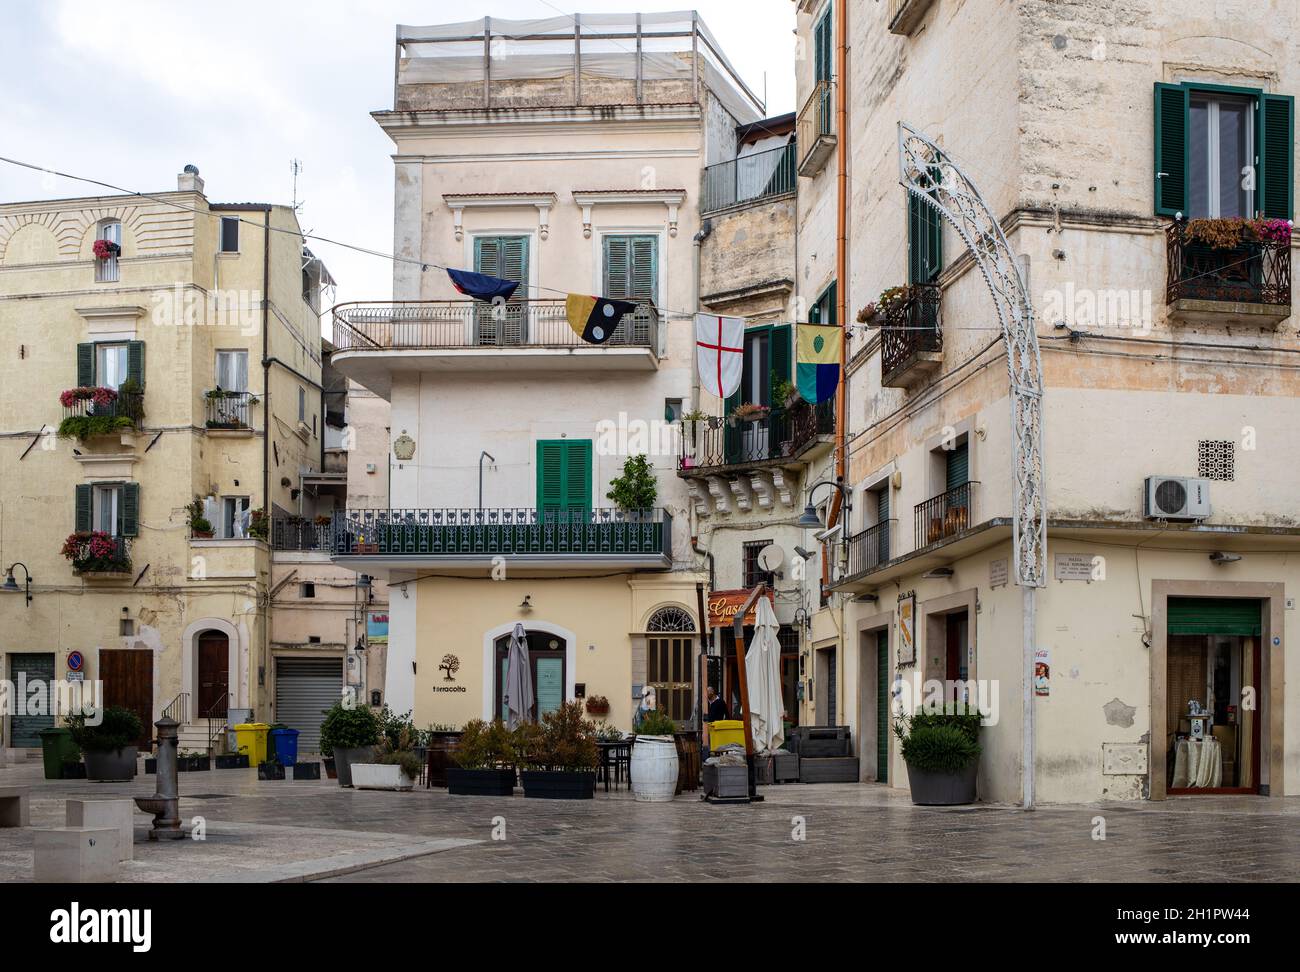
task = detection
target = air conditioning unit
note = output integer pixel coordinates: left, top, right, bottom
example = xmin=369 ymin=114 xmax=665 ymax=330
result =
xmin=1144 ymin=476 xmax=1212 ymax=520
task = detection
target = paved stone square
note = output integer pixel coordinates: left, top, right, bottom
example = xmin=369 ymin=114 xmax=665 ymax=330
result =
xmin=2 ymin=759 xmax=1298 ymax=882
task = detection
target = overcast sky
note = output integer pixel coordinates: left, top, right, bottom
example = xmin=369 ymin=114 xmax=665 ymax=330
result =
xmin=0 ymin=0 xmax=796 ymax=311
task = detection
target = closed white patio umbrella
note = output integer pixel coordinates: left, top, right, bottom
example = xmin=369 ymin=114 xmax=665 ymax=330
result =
xmin=745 ymin=597 xmax=785 ymax=753
xmin=504 ymin=623 xmax=534 ymax=729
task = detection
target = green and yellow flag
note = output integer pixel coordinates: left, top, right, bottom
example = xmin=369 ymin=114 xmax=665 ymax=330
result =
xmin=796 ymin=324 xmax=840 ymax=403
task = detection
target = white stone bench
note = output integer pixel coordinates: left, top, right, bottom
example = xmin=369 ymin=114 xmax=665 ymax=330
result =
xmin=0 ymin=785 xmax=30 ymax=828
xmin=66 ymin=799 xmax=135 ymax=862
xmin=34 ymin=828 xmax=120 ymax=883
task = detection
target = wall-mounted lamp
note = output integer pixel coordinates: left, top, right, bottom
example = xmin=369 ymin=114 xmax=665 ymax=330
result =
xmin=2 ymin=563 xmax=33 ymax=607
xmin=1209 ymin=551 xmax=1242 ymax=565
xmin=921 ymin=566 xmax=954 ymax=579
xmin=797 ymin=477 xmax=852 ymax=529
xmin=519 ymin=595 xmax=533 ymax=613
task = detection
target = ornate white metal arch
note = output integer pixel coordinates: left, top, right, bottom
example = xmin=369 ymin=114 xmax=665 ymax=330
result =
xmin=898 ymin=122 xmax=1046 ymax=589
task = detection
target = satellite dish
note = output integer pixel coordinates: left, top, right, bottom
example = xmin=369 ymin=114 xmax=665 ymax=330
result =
xmin=757 ymin=543 xmax=785 ymax=574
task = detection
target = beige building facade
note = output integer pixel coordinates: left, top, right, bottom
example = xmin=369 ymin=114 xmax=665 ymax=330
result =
xmin=0 ymin=167 xmax=333 ymax=755
xmin=797 ymin=0 xmax=1300 ymax=802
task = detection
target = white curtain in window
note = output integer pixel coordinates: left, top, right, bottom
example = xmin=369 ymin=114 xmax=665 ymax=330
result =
xmin=215 ymin=350 xmax=248 ymax=392
xmin=97 ymin=344 xmax=128 ymax=388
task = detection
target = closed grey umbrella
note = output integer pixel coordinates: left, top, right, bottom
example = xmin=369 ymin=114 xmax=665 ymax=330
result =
xmin=504 ymin=623 xmax=534 ymax=729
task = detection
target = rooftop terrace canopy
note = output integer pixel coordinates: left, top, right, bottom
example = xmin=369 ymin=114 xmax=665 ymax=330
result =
xmin=394 ymin=11 xmax=764 ymax=124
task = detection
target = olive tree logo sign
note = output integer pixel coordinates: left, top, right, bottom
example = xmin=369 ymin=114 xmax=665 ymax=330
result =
xmin=439 ymin=654 xmax=461 ymax=682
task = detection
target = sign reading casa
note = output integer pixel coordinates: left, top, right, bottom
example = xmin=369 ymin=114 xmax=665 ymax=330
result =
xmin=706 ymin=588 xmax=776 ymax=628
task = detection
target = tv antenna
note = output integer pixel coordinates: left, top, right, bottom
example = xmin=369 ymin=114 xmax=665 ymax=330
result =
xmin=290 ymin=159 xmax=304 ymax=214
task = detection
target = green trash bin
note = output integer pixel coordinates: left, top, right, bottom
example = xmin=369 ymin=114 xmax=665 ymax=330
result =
xmin=39 ymin=727 xmax=81 ymax=780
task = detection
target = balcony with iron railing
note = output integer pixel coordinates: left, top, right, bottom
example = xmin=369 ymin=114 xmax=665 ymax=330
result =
xmin=796 ymin=79 xmax=836 ymax=177
xmin=846 ymin=519 xmax=897 ymax=578
xmin=270 ymin=517 xmax=332 ymax=552
xmin=331 ymin=299 xmax=661 ymax=387
xmin=205 ymin=390 xmax=257 ymax=430
xmin=701 ymin=142 xmax=797 ymax=215
xmin=58 ymin=387 xmax=145 ymax=440
xmin=877 ymin=284 xmax=943 ymax=389
xmin=678 ymin=398 xmax=835 ymax=475
xmin=888 ymin=0 xmax=939 ymax=36
xmin=329 ymin=507 xmax=673 ymax=570
xmin=1165 ymin=219 xmax=1292 ymax=326
xmin=915 ymin=482 xmax=977 ymax=548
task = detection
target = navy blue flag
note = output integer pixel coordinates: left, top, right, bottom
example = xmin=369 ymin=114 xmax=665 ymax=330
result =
xmin=447 ymin=268 xmax=519 ymax=303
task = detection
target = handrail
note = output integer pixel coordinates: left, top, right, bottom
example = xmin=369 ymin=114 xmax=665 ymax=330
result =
xmin=162 ymin=692 xmax=189 ymax=725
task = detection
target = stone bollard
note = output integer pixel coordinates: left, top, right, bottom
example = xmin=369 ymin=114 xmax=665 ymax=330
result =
xmin=134 ymin=716 xmax=183 ymax=840
xmin=67 ymin=799 xmax=136 ymax=862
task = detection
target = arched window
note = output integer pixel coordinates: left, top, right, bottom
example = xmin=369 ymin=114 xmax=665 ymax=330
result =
xmin=96 ymin=219 xmax=122 ymax=282
xmin=646 ymin=606 xmax=695 ymax=632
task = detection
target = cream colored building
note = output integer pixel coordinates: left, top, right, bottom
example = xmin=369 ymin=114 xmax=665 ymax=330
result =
xmin=0 ymin=166 xmax=332 ymax=755
xmin=330 ymin=12 xmax=772 ymax=731
xmin=797 ymin=0 xmax=1299 ymax=802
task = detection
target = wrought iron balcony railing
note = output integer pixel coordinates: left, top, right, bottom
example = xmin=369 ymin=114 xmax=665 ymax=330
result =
xmin=880 ymin=284 xmax=942 ymax=385
xmin=678 ymin=399 xmax=834 ymax=472
xmin=270 ymin=518 xmax=332 ymax=551
xmin=796 ymin=79 xmax=836 ymax=176
xmin=205 ymin=390 xmax=256 ymax=429
xmin=701 ymin=142 xmax=797 ymax=215
xmin=61 ymin=389 xmax=145 ymax=428
xmin=915 ymin=482 xmax=977 ymax=548
xmin=68 ymin=534 xmax=132 ymax=575
xmin=846 ymin=520 xmax=896 ymax=578
xmin=331 ymin=508 xmax=672 ymax=560
xmin=332 ymin=299 xmax=659 ymax=353
xmin=1165 ymin=219 xmax=1291 ymax=307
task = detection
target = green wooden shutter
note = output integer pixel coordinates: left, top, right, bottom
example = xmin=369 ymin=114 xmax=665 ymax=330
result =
xmin=876 ymin=629 xmax=889 ymax=783
xmin=908 ymin=192 xmax=942 ymax=284
xmin=770 ymin=323 xmax=792 ymax=403
xmin=1260 ymin=93 xmax=1295 ymax=220
xmin=945 ymin=441 xmax=969 ymax=491
xmin=1167 ymin=597 xmax=1262 ymax=636
xmin=126 ymin=341 xmax=145 ymax=386
xmin=564 ymin=440 xmax=592 ymax=511
xmin=604 ymin=236 xmax=631 ymax=298
xmin=74 ymin=483 xmax=92 ymax=532
xmin=77 ymin=343 xmax=94 ymax=386
xmin=537 ymin=441 xmax=565 ymax=512
xmin=814 ymin=8 xmax=831 ymax=85
xmin=474 ymin=237 xmax=527 ymax=295
xmin=474 ymin=236 xmax=498 ymax=277
xmin=1154 ymin=82 xmax=1190 ymax=217
xmin=119 ymin=483 xmax=140 ymax=537
xmin=629 ymin=237 xmax=657 ymax=302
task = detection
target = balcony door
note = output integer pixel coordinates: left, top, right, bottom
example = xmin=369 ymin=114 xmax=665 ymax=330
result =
xmin=473 ymin=235 xmax=529 ymax=345
xmin=603 ymin=235 xmax=657 ymax=345
xmin=723 ymin=324 xmax=791 ymax=464
xmin=536 ymin=439 xmax=592 ymax=516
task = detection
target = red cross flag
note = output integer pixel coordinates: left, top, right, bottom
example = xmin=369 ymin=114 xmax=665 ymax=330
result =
xmin=695 ymin=314 xmax=744 ymax=399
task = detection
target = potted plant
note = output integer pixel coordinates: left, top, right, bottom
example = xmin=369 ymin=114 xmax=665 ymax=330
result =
xmin=894 ymin=704 xmax=982 ymax=806
xmin=630 ymin=708 xmax=679 ymax=803
xmin=584 ymin=695 xmax=610 ymax=718
xmin=447 ymin=719 xmax=517 ymax=796
xmin=178 ymin=750 xmax=210 ymax=772
xmin=258 ymin=755 xmax=286 ymax=781
xmin=215 ymin=752 xmax=250 ymax=769
xmin=61 ymin=531 xmax=132 ymax=575
xmin=92 ymin=239 xmax=121 ymax=260
xmin=517 ymin=701 xmax=598 ymax=800
xmin=352 ymin=726 xmax=422 ymax=791
xmin=247 ymin=508 xmax=269 ymax=541
xmin=729 ymin=402 xmax=770 ymax=426
xmin=605 ymin=454 xmax=657 ymax=516
xmin=187 ymin=497 xmax=214 ymax=539
xmin=66 ymin=706 xmax=142 ymax=782
xmin=319 ymin=700 xmax=381 ymax=788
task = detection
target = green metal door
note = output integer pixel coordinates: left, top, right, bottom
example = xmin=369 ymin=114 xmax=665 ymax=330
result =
xmin=876 ymin=630 xmax=889 ymax=783
xmin=8 ymin=653 xmax=55 ymax=748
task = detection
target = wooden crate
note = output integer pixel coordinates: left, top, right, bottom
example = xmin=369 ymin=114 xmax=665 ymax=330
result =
xmin=703 ymin=764 xmax=749 ymax=799
xmin=799 ymin=757 xmax=859 ymax=783
xmin=773 ymin=752 xmax=800 ymax=782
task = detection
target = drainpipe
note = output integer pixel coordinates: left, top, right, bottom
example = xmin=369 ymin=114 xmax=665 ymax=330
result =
xmin=691 ymin=221 xmax=712 ymax=415
xmin=260 ymin=209 xmax=271 ymax=719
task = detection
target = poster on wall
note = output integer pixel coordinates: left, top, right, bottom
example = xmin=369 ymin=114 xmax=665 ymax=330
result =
xmin=367 ymin=612 xmax=389 ymax=644
xmin=897 ymin=592 xmax=917 ymax=666
xmin=1034 ymin=648 xmax=1050 ymax=696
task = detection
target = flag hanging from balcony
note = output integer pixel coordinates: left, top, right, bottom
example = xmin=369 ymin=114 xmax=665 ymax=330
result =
xmin=447 ymin=268 xmax=519 ymax=303
xmin=566 ymin=294 xmax=637 ymax=344
xmin=695 ymin=314 xmax=744 ymax=399
xmin=796 ymin=323 xmax=840 ymax=404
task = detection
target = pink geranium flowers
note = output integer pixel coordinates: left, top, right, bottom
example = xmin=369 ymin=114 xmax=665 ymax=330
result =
xmin=60 ymin=386 xmax=118 ymax=408
xmin=92 ymin=239 xmax=121 ymax=260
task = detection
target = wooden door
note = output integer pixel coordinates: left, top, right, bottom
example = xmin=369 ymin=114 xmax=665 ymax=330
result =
xmin=197 ymin=631 xmax=229 ymax=717
xmin=100 ymin=649 xmax=153 ymax=748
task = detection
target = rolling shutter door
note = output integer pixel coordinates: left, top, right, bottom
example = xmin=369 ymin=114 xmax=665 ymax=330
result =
xmin=1167 ymin=598 xmax=1262 ymax=636
xmin=8 ymin=653 xmax=55 ymax=747
xmin=876 ymin=630 xmax=889 ymax=783
xmin=274 ymin=657 xmax=342 ymax=754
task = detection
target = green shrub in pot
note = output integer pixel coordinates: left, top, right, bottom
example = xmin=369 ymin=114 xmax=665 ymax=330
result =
xmin=900 ymin=724 xmax=980 ymax=773
xmin=448 ymin=719 xmax=517 ymax=796
xmin=320 ymin=700 xmax=380 ymax=787
xmin=894 ymin=704 xmax=983 ymax=806
xmin=66 ymin=706 xmax=144 ymax=781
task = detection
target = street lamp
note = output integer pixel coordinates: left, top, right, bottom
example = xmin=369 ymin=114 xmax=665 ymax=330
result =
xmin=797 ymin=477 xmax=852 ymax=529
xmin=2 ymin=563 xmax=33 ymax=607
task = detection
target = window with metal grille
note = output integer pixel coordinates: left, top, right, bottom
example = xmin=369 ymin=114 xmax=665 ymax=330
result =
xmin=1198 ymin=439 xmax=1235 ymax=481
xmin=646 ymin=606 xmax=695 ymax=632
xmin=743 ymin=539 xmax=775 ymax=589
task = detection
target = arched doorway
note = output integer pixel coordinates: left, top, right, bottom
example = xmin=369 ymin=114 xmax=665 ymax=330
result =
xmin=493 ymin=630 xmax=567 ymax=723
xmin=196 ymin=629 xmax=230 ymax=719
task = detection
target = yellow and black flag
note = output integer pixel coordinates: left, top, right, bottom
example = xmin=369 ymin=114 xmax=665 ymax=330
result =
xmin=566 ymin=294 xmax=638 ymax=345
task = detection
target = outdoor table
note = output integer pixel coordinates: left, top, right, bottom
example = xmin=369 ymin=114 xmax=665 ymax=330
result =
xmin=596 ymin=740 xmax=632 ymax=793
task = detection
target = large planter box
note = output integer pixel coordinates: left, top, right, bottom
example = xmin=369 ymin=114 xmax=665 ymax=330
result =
xmin=352 ymin=763 xmax=414 ymax=791
xmin=520 ymin=770 xmax=596 ymax=800
xmin=447 ymin=767 xmax=516 ymax=796
xmin=293 ymin=761 xmax=321 ymax=780
xmin=323 ymin=757 xmax=337 ymax=779
xmin=788 ymin=726 xmax=852 ymax=758
xmin=257 ymin=761 xmax=285 ymax=781
xmin=215 ymin=754 xmax=250 ymax=770
xmin=334 ymin=745 xmax=378 ymax=788
xmin=60 ymin=762 xmax=88 ymax=780
xmin=84 ymin=747 xmax=138 ymax=782
xmin=425 ymin=732 xmax=462 ymax=788
xmin=773 ymin=752 xmax=800 ymax=782
xmin=702 ymin=763 xmax=749 ymax=799
xmin=906 ymin=761 xmax=978 ymax=806
xmin=799 ymin=757 xmax=860 ymax=783
xmin=752 ymin=754 xmax=774 ymax=786
xmin=178 ymin=756 xmax=210 ymax=773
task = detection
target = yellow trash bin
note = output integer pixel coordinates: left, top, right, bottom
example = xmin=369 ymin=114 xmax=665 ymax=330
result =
xmin=233 ymin=723 xmax=269 ymax=765
xmin=709 ymin=720 xmax=745 ymax=750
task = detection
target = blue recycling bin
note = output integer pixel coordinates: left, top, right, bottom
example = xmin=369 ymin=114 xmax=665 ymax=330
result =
xmin=269 ymin=728 xmax=300 ymax=768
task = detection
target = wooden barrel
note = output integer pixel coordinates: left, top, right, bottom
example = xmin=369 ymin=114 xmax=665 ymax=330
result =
xmin=629 ymin=735 xmax=679 ymax=803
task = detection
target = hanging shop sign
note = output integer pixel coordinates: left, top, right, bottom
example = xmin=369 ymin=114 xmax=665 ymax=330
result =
xmin=706 ymin=588 xmax=776 ymax=628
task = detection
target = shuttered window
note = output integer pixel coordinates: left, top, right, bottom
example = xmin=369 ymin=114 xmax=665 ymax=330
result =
xmin=603 ymin=235 xmax=657 ymax=304
xmin=77 ymin=482 xmax=138 ymax=536
xmin=945 ymin=441 xmax=969 ymax=491
xmin=814 ymin=6 xmax=832 ymax=85
xmin=1154 ymin=82 xmax=1293 ymax=220
xmin=1167 ymin=597 xmax=1262 ymax=636
xmin=809 ymin=281 xmax=837 ymax=324
xmin=536 ymin=439 xmax=592 ymax=512
xmin=908 ymin=189 xmax=943 ymax=284
xmin=77 ymin=341 xmax=144 ymax=387
xmin=474 ymin=236 xmax=529 ymax=294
